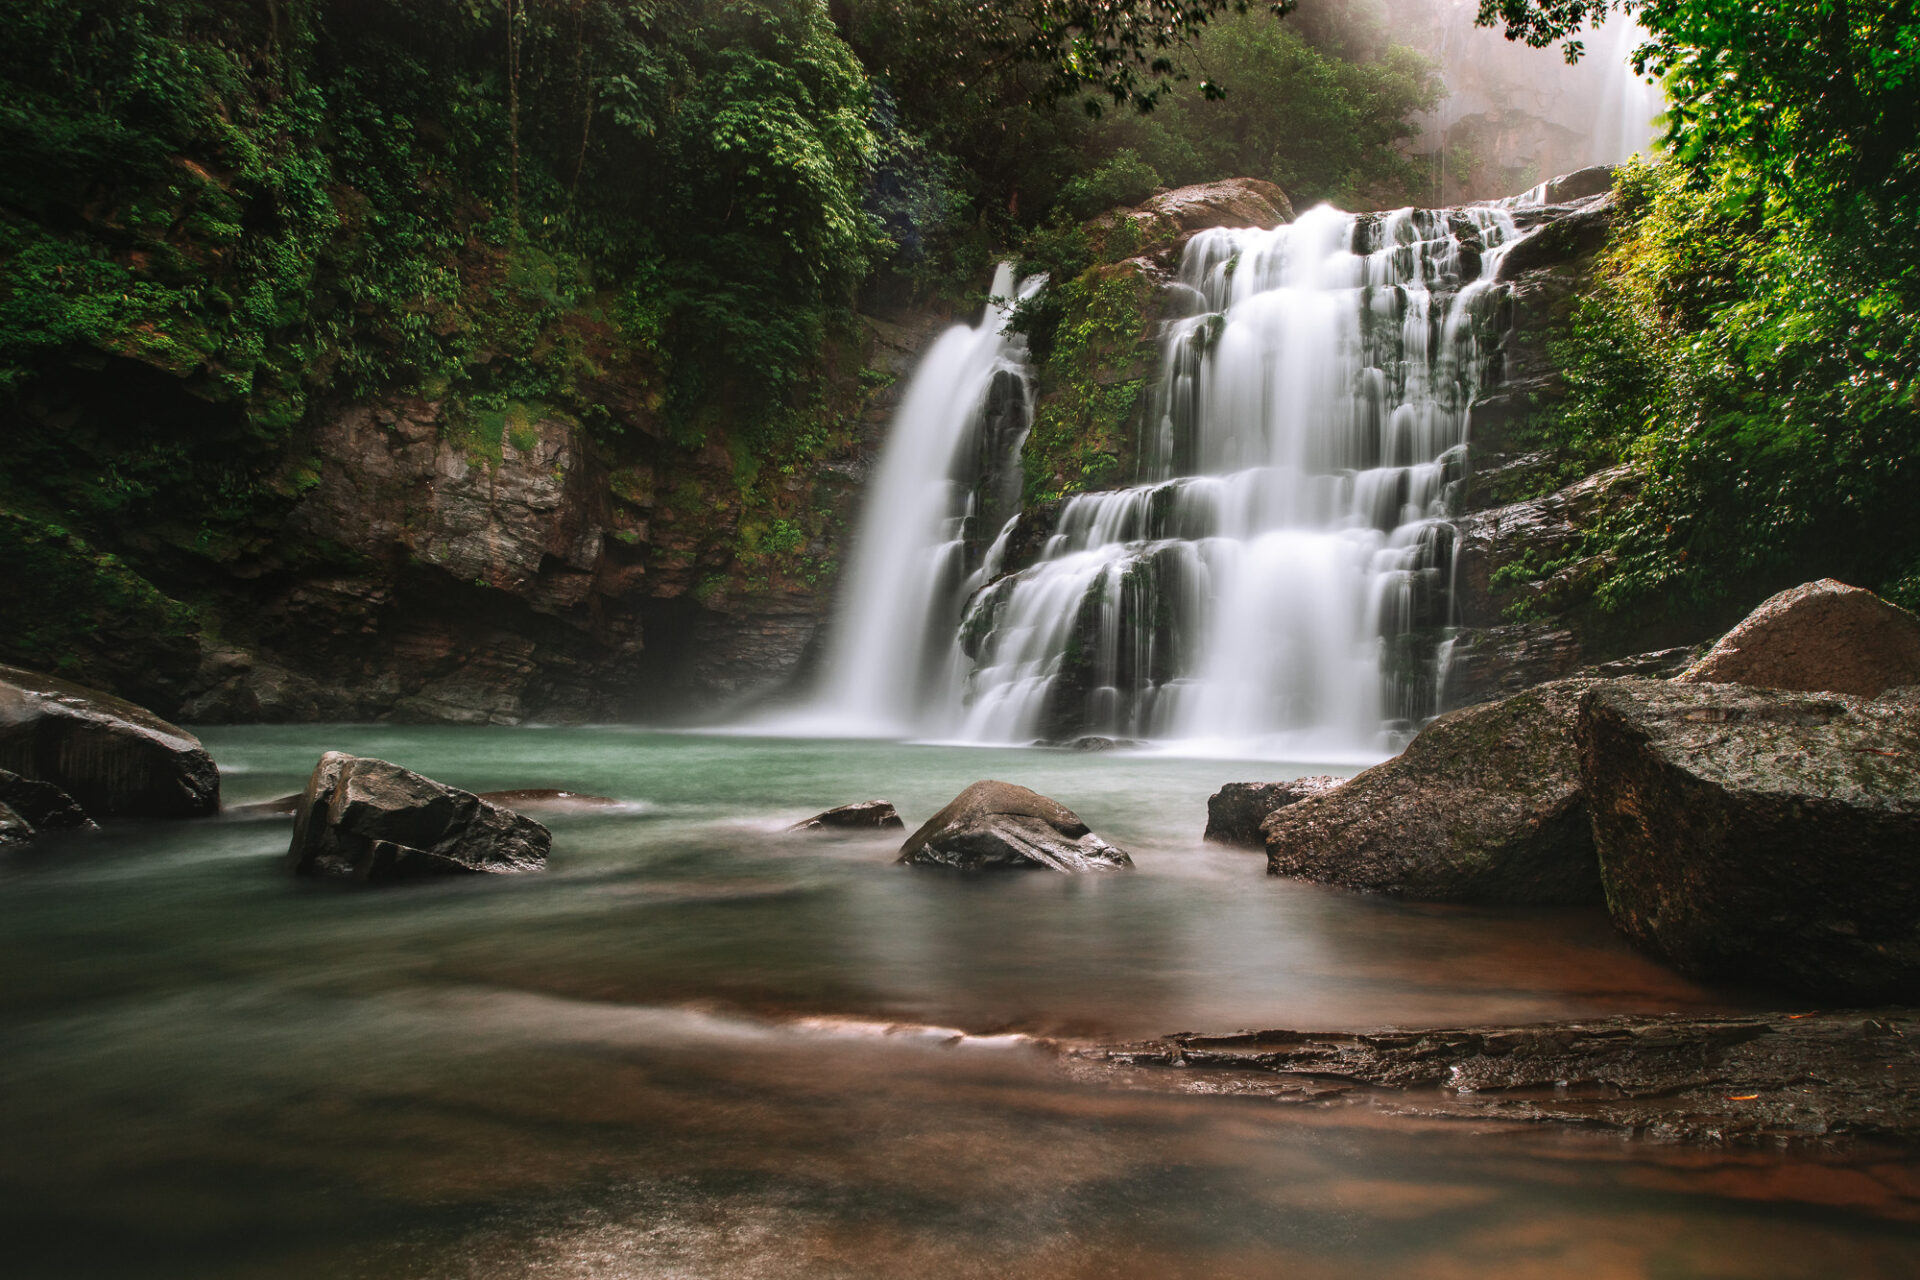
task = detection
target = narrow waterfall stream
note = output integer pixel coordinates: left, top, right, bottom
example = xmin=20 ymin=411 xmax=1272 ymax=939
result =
xmin=800 ymin=204 xmax=1521 ymax=755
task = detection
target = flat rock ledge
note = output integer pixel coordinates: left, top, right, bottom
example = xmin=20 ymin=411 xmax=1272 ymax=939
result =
xmin=287 ymin=752 xmax=550 ymax=882
xmin=899 ymin=780 xmax=1131 ymax=872
xmin=1064 ymin=1009 xmax=1919 ymax=1148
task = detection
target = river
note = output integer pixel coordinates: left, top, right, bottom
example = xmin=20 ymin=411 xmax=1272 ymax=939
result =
xmin=3 ymin=727 xmax=1916 ymax=1277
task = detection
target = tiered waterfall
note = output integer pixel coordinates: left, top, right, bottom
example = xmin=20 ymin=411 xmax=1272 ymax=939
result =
xmin=803 ymin=205 xmax=1521 ymax=755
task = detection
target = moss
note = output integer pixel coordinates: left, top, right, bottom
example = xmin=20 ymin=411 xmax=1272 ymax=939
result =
xmin=1019 ymin=262 xmax=1155 ymax=504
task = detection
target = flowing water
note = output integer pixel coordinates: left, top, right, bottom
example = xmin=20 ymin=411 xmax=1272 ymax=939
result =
xmin=795 ymin=204 xmax=1520 ymax=757
xmin=5 ymin=727 xmax=1917 ymax=1278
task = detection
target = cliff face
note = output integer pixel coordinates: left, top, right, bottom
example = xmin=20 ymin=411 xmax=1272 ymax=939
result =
xmin=2 ymin=298 xmax=949 ymax=726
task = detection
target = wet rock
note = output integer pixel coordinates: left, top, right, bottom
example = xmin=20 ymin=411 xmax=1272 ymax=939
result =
xmin=1067 ymin=736 xmax=1142 ymax=752
xmin=1205 ymin=777 xmax=1343 ymax=848
xmin=1677 ymin=579 xmax=1920 ymax=699
xmin=0 ymin=802 xmax=32 ymax=846
xmin=1533 ymin=164 xmax=1617 ymax=205
xmin=788 ymin=800 xmax=905 ymax=833
xmin=1074 ymin=1008 xmax=1920 ymax=1147
xmin=898 ymin=780 xmax=1132 ymax=872
xmin=0 ymin=664 xmax=219 ymax=818
xmin=1264 ymin=680 xmax=1601 ymax=904
xmin=0 ymin=768 xmax=93 ymax=831
xmin=1497 ymin=196 xmax=1615 ymax=281
xmin=1578 ymin=680 xmax=1920 ymax=1003
xmin=286 ymin=752 xmax=549 ymax=882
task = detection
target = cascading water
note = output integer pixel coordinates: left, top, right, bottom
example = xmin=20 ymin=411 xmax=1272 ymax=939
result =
xmin=955 ymin=205 xmax=1518 ymax=755
xmin=794 ymin=264 xmax=1045 ymax=737
xmin=794 ymin=203 xmax=1520 ymax=756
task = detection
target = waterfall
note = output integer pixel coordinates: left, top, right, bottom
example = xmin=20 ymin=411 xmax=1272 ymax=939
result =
xmin=794 ymin=264 xmax=1044 ymax=737
xmin=791 ymin=203 xmax=1518 ymax=756
xmin=956 ymin=206 xmax=1517 ymax=755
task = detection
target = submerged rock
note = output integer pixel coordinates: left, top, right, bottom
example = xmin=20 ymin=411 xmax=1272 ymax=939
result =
xmin=788 ymin=800 xmax=905 ymax=833
xmin=286 ymin=752 xmax=549 ymax=882
xmin=477 ymin=788 xmax=622 ymax=813
xmin=1075 ymin=1008 xmax=1920 ymax=1147
xmin=898 ymin=780 xmax=1132 ymax=872
xmin=1677 ymin=579 xmax=1920 ymax=699
xmin=0 ymin=664 xmax=219 ymax=818
xmin=0 ymin=768 xmax=93 ymax=837
xmin=1263 ymin=680 xmax=1601 ymax=904
xmin=1204 ymin=777 xmax=1343 ymax=848
xmin=1578 ymin=680 xmax=1920 ymax=1002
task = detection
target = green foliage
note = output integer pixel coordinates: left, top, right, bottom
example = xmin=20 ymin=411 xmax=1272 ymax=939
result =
xmin=1019 ymin=264 xmax=1154 ymax=503
xmin=1537 ymin=155 xmax=1920 ymax=617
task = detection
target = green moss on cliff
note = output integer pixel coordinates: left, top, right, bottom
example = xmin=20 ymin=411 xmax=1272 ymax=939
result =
xmin=1019 ymin=263 xmax=1155 ymax=504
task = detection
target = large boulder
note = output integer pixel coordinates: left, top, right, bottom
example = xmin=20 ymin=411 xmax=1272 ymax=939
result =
xmin=1124 ymin=178 xmax=1295 ymax=238
xmin=788 ymin=800 xmax=905 ymax=833
xmin=1264 ymin=680 xmax=1601 ymax=904
xmin=1677 ymin=579 xmax=1920 ymax=699
xmin=1578 ymin=680 xmax=1920 ymax=1002
xmin=0 ymin=665 xmax=219 ymax=817
xmin=1204 ymin=777 xmax=1342 ymax=848
xmin=286 ymin=752 xmax=549 ymax=881
xmin=898 ymin=781 xmax=1132 ymax=872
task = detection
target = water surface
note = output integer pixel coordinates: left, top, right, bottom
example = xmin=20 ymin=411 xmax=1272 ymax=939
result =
xmin=3 ymin=728 xmax=1914 ymax=1277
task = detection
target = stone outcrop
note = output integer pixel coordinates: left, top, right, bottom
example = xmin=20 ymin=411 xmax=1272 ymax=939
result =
xmin=787 ymin=800 xmax=905 ymax=833
xmin=1121 ymin=178 xmax=1295 ymax=243
xmin=0 ymin=665 xmax=219 ymax=818
xmin=1677 ymin=579 xmax=1920 ymax=698
xmin=1264 ymin=680 xmax=1601 ymax=904
xmin=898 ymin=780 xmax=1132 ymax=872
xmin=1577 ymin=680 xmax=1920 ymax=1003
xmin=1204 ymin=777 xmax=1342 ymax=848
xmin=286 ymin=752 xmax=549 ymax=881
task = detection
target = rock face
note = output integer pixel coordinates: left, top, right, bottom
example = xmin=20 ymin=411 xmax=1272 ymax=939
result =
xmin=1204 ymin=777 xmax=1342 ymax=848
xmin=286 ymin=752 xmax=549 ymax=881
xmin=1264 ymin=680 xmax=1601 ymax=904
xmin=1578 ymin=680 xmax=1920 ymax=1002
xmin=898 ymin=781 xmax=1132 ymax=872
xmin=0 ymin=665 xmax=219 ymax=818
xmin=788 ymin=800 xmax=905 ymax=833
xmin=1677 ymin=579 xmax=1920 ymax=698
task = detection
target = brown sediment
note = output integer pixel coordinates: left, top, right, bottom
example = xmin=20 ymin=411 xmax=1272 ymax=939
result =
xmin=1065 ymin=1009 xmax=1919 ymax=1148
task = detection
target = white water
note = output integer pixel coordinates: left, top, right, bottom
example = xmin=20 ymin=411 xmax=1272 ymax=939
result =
xmin=780 ymin=265 xmax=1044 ymax=738
xmin=786 ymin=202 xmax=1519 ymax=756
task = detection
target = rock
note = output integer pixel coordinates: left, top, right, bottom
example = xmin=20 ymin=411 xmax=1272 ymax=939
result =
xmin=1577 ymin=679 xmax=1920 ymax=1002
xmin=1529 ymin=165 xmax=1617 ymax=205
xmin=1204 ymin=777 xmax=1343 ymax=848
xmin=0 ymin=802 xmax=33 ymax=846
xmin=1124 ymin=178 xmax=1295 ymax=239
xmin=1677 ymin=579 xmax=1920 ymax=698
xmin=788 ymin=800 xmax=905 ymax=833
xmin=477 ymin=789 xmax=623 ymax=813
xmin=0 ymin=664 xmax=219 ymax=818
xmin=1073 ymin=1008 xmax=1920 ymax=1147
xmin=1264 ymin=680 xmax=1602 ymax=904
xmin=0 ymin=769 xmax=93 ymax=831
xmin=286 ymin=752 xmax=550 ymax=881
xmin=898 ymin=780 xmax=1132 ymax=872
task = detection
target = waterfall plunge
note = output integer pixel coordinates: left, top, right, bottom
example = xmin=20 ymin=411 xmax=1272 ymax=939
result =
xmin=797 ymin=204 xmax=1518 ymax=757
xmin=795 ymin=264 xmax=1045 ymax=737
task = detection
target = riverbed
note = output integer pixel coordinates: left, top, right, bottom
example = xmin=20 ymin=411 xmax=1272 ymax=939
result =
xmin=3 ymin=727 xmax=1916 ymax=1277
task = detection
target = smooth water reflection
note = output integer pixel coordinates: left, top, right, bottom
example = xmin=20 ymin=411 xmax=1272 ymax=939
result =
xmin=2 ymin=726 xmax=1915 ymax=1278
